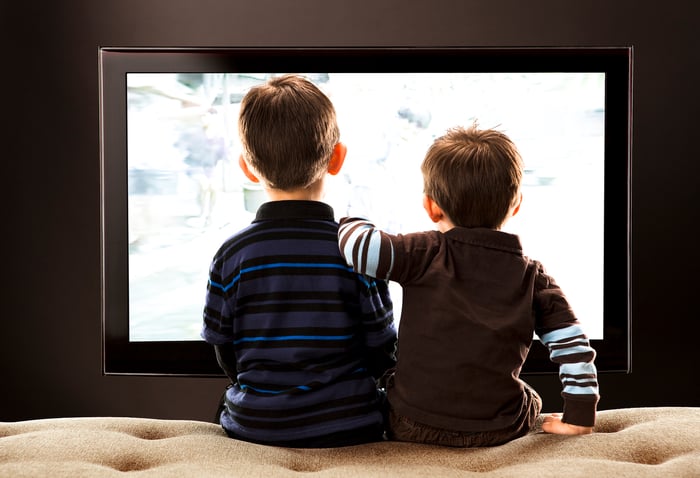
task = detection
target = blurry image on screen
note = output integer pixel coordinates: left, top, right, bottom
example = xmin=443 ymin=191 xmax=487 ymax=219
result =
xmin=126 ymin=72 xmax=605 ymax=341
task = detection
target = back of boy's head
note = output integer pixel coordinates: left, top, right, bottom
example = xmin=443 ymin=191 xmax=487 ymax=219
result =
xmin=421 ymin=124 xmax=523 ymax=229
xmin=238 ymin=74 xmax=340 ymax=190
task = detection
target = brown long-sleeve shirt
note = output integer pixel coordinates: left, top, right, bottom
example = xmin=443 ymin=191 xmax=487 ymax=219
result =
xmin=339 ymin=218 xmax=599 ymax=430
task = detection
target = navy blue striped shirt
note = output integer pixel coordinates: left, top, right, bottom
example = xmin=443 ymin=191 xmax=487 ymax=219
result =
xmin=202 ymin=201 xmax=397 ymax=444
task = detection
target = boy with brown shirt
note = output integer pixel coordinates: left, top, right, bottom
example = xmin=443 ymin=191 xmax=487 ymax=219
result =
xmin=338 ymin=124 xmax=598 ymax=446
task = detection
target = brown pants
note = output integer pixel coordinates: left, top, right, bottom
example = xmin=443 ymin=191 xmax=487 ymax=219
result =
xmin=387 ymin=385 xmax=542 ymax=447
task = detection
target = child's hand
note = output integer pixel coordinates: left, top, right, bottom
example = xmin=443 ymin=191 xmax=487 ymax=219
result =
xmin=542 ymin=413 xmax=593 ymax=435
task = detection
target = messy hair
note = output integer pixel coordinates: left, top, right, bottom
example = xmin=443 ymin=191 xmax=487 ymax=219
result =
xmin=238 ymin=74 xmax=339 ymax=190
xmin=421 ymin=124 xmax=523 ymax=228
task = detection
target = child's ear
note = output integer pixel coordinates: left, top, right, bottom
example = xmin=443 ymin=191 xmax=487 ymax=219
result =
xmin=511 ymin=192 xmax=523 ymax=217
xmin=238 ymin=155 xmax=260 ymax=183
xmin=327 ymin=143 xmax=347 ymax=176
xmin=422 ymin=194 xmax=444 ymax=223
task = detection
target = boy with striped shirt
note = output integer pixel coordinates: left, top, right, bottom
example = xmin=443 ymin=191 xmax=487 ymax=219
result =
xmin=338 ymin=125 xmax=599 ymax=447
xmin=202 ymin=75 xmax=397 ymax=447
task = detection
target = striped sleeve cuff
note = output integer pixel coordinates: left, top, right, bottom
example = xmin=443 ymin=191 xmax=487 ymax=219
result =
xmin=540 ymin=324 xmax=600 ymax=425
xmin=562 ymin=394 xmax=599 ymax=427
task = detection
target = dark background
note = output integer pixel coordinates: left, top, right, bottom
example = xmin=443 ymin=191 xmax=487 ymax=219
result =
xmin=2 ymin=1 xmax=697 ymax=422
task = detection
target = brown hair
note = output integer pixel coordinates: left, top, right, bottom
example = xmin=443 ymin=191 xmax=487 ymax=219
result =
xmin=238 ymin=74 xmax=340 ymax=190
xmin=421 ymin=125 xmax=523 ymax=228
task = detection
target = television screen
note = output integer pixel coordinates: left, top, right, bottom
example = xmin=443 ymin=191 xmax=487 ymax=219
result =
xmin=100 ymin=47 xmax=631 ymax=375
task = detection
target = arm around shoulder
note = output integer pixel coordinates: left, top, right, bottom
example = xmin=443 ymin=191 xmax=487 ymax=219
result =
xmin=338 ymin=217 xmax=394 ymax=279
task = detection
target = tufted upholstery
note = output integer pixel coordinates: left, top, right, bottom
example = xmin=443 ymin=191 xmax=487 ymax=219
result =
xmin=1 ymin=407 xmax=699 ymax=477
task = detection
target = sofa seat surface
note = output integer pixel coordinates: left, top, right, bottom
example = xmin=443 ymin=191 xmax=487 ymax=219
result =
xmin=1 ymin=407 xmax=699 ymax=477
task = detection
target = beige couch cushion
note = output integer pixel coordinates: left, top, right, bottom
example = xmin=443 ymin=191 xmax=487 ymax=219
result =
xmin=1 ymin=407 xmax=699 ymax=477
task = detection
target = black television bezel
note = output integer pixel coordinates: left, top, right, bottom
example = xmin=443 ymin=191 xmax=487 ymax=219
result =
xmin=100 ymin=46 xmax=632 ymax=376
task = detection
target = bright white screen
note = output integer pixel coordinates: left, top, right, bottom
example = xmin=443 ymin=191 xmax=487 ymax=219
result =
xmin=126 ymin=72 xmax=604 ymax=341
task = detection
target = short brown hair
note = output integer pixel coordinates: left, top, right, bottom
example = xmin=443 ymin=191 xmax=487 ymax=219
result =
xmin=421 ymin=125 xmax=523 ymax=228
xmin=238 ymin=74 xmax=340 ymax=190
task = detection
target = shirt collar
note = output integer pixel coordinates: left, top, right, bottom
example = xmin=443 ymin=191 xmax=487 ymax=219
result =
xmin=254 ymin=200 xmax=336 ymax=222
xmin=445 ymin=227 xmax=523 ymax=254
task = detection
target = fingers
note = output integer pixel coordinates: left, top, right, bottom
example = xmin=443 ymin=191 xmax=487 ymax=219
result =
xmin=541 ymin=413 xmax=561 ymax=429
xmin=541 ymin=415 xmax=562 ymax=433
xmin=542 ymin=413 xmax=561 ymax=423
xmin=541 ymin=415 xmax=593 ymax=435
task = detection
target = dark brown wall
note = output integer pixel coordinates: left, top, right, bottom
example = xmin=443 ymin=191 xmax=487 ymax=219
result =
xmin=2 ymin=0 xmax=698 ymax=421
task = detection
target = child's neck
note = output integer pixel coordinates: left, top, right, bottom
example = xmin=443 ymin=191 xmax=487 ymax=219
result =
xmin=436 ymin=218 xmax=455 ymax=233
xmin=264 ymin=178 xmax=325 ymax=202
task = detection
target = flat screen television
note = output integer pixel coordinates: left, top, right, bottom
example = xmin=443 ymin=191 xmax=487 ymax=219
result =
xmin=100 ymin=46 xmax=632 ymax=376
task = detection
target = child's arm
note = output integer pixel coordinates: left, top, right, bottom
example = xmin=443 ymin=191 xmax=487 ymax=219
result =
xmin=538 ymin=322 xmax=599 ymax=430
xmin=214 ymin=343 xmax=238 ymax=383
xmin=339 ymin=217 xmax=444 ymax=288
xmin=358 ymin=277 xmax=397 ymax=380
xmin=338 ymin=217 xmax=395 ymax=279
xmin=535 ymin=262 xmax=600 ymax=430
